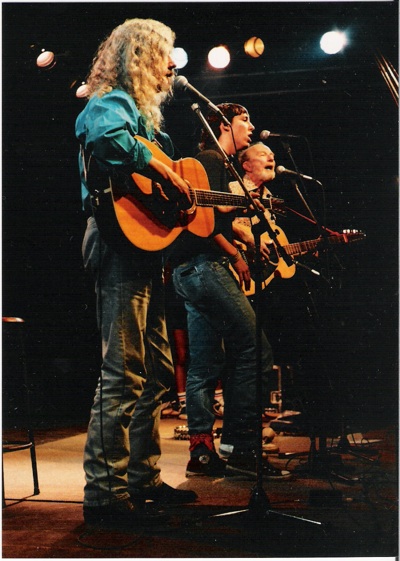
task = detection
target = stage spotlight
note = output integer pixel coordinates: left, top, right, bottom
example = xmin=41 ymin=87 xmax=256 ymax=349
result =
xmin=36 ymin=49 xmax=56 ymax=69
xmin=244 ymin=37 xmax=265 ymax=58
xmin=75 ymin=82 xmax=90 ymax=99
xmin=172 ymin=47 xmax=188 ymax=69
xmin=208 ymin=45 xmax=230 ymax=69
xmin=320 ymin=31 xmax=347 ymax=55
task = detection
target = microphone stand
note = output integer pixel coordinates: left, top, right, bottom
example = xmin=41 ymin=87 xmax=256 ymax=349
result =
xmin=191 ymin=103 xmax=323 ymax=529
xmin=277 ymin=138 xmax=357 ymax=482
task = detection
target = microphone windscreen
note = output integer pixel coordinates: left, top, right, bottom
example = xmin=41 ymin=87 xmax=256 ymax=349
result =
xmin=174 ymin=75 xmax=188 ymax=91
xmin=259 ymin=130 xmax=270 ymax=140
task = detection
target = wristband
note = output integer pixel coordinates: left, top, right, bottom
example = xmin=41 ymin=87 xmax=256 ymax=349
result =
xmin=229 ymin=250 xmax=241 ymax=264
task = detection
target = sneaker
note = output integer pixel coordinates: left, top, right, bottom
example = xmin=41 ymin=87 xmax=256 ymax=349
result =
xmin=219 ymin=443 xmax=234 ymax=458
xmin=130 ymin=482 xmax=197 ymax=505
xmin=83 ymin=499 xmax=169 ymax=527
xmin=186 ymin=453 xmax=228 ymax=477
xmin=226 ymin=453 xmax=292 ymax=480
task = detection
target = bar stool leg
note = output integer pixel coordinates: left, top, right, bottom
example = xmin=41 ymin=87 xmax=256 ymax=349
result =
xmin=2 ymin=317 xmax=40 ymax=501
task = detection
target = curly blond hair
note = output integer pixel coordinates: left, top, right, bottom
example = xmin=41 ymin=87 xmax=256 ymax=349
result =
xmin=85 ymin=18 xmax=176 ymax=131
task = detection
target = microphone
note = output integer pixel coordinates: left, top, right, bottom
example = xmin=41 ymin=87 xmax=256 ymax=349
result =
xmin=174 ymin=76 xmax=231 ymax=126
xmin=260 ymin=130 xmax=302 ymax=140
xmin=276 ymin=165 xmax=321 ymax=184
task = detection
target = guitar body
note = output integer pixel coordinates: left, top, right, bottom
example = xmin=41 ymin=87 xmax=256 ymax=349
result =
xmin=112 ymin=136 xmax=214 ymax=251
xmin=102 ymin=135 xmax=285 ymax=251
xmin=233 ymin=227 xmax=296 ymax=297
xmin=232 ymin=226 xmax=365 ymax=297
xmin=261 ymin=226 xmax=297 ymax=280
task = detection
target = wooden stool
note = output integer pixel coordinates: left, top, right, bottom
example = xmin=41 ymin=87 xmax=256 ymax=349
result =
xmin=2 ymin=317 xmax=40 ymax=505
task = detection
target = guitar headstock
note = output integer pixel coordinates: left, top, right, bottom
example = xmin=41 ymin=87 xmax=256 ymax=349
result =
xmin=341 ymin=229 xmax=366 ymax=243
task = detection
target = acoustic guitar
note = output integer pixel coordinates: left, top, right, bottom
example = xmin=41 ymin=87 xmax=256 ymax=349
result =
xmin=108 ymin=135 xmax=285 ymax=251
xmin=231 ymin=226 xmax=366 ymax=296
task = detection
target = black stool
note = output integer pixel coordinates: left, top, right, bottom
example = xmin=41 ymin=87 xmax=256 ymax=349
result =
xmin=2 ymin=317 xmax=40 ymax=505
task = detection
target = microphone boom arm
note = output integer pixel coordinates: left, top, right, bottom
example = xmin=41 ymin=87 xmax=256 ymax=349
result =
xmin=279 ymin=139 xmax=328 ymax=241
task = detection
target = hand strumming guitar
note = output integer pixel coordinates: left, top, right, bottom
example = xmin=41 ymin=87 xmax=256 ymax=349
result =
xmin=232 ymin=221 xmax=272 ymax=261
xmin=147 ymin=155 xmax=192 ymax=203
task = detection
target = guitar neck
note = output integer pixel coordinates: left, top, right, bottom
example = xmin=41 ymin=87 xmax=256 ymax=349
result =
xmin=285 ymin=234 xmax=350 ymax=256
xmin=191 ymin=188 xmax=280 ymax=210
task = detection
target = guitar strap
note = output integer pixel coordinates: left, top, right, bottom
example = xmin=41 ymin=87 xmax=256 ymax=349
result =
xmin=80 ymin=146 xmax=112 ymax=208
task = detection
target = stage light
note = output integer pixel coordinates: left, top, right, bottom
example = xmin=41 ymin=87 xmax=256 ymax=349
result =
xmin=36 ymin=49 xmax=56 ymax=69
xmin=69 ymin=78 xmax=89 ymax=99
xmin=75 ymin=82 xmax=90 ymax=99
xmin=320 ymin=31 xmax=348 ymax=55
xmin=244 ymin=37 xmax=265 ymax=58
xmin=208 ymin=46 xmax=230 ymax=69
xmin=172 ymin=47 xmax=188 ymax=69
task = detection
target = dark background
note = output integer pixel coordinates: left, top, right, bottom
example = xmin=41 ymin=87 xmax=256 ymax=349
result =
xmin=2 ymin=2 xmax=398 ymax=427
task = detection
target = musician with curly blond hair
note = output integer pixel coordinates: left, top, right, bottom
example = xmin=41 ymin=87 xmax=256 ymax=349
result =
xmin=75 ymin=18 xmax=196 ymax=528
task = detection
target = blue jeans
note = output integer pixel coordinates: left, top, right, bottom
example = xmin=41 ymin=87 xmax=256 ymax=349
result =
xmin=82 ymin=217 xmax=174 ymax=507
xmin=172 ymin=254 xmax=274 ymax=453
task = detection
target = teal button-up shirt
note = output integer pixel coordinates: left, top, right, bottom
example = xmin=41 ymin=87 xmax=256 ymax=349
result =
xmin=75 ymin=89 xmax=173 ymax=209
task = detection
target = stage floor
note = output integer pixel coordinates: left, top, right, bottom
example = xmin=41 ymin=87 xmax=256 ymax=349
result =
xmin=2 ymin=417 xmax=398 ymax=558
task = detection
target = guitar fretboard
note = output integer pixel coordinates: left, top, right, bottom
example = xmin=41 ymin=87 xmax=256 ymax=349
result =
xmin=191 ymin=188 xmax=282 ymax=211
xmin=286 ymin=233 xmax=364 ymax=256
